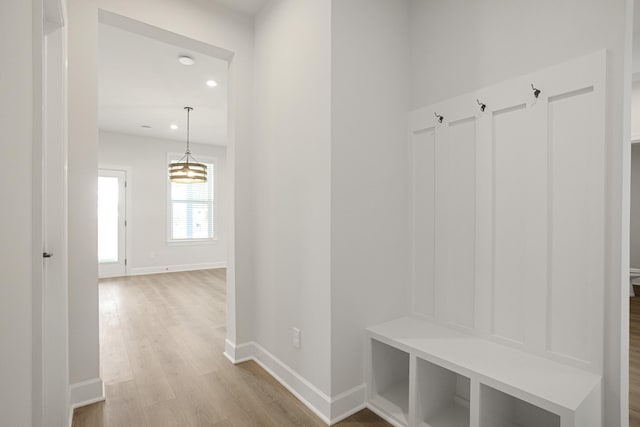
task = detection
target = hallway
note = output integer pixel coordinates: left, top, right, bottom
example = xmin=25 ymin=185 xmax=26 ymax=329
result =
xmin=71 ymin=270 xmax=387 ymax=426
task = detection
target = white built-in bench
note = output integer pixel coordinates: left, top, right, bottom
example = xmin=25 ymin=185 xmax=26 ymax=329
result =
xmin=365 ymin=317 xmax=601 ymax=427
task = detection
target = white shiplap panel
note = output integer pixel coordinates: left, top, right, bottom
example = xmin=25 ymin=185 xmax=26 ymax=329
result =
xmin=407 ymin=50 xmax=606 ymax=373
xmin=412 ymin=128 xmax=436 ymax=318
xmin=547 ymin=87 xmax=601 ymax=365
xmin=490 ymin=100 xmax=549 ymax=350
xmin=491 ymin=104 xmax=529 ymax=344
xmin=435 ymin=117 xmax=476 ymax=331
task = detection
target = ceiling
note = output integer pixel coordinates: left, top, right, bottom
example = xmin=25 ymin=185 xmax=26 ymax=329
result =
xmin=98 ymin=23 xmax=228 ymax=146
xmin=211 ymin=0 xmax=269 ymax=15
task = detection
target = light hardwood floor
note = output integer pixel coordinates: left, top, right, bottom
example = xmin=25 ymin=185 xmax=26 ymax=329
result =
xmin=632 ymin=291 xmax=640 ymax=427
xmin=72 ymin=270 xmax=389 ymax=427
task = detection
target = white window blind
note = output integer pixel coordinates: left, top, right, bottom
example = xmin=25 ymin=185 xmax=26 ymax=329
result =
xmin=168 ymin=158 xmax=215 ymax=241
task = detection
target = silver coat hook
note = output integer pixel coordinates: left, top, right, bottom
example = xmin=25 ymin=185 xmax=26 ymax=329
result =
xmin=531 ymin=83 xmax=541 ymax=99
xmin=434 ymin=112 xmax=444 ymax=123
xmin=477 ymin=99 xmax=487 ymax=112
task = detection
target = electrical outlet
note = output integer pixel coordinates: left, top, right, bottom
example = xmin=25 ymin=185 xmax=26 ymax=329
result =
xmin=292 ymin=328 xmax=301 ymax=349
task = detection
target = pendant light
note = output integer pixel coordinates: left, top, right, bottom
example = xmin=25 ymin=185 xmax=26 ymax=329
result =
xmin=168 ymin=107 xmax=207 ymax=184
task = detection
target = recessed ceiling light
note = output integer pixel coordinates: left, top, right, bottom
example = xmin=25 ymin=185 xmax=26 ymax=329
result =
xmin=178 ymin=55 xmax=195 ymax=66
xmin=170 ymin=124 xmax=179 ymax=130
xmin=141 ymin=125 xmax=152 ymax=128
xmin=206 ymin=80 xmax=218 ymax=87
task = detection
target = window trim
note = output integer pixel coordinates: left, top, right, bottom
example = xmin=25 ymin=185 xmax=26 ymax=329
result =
xmin=166 ymin=152 xmax=217 ymax=244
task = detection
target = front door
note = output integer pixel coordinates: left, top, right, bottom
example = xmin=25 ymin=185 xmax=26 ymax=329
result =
xmin=98 ymin=169 xmax=127 ymax=278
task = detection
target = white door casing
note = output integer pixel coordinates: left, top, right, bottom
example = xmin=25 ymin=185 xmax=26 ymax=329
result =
xmin=409 ymin=51 xmax=606 ymax=374
xmin=43 ymin=23 xmax=70 ymax=425
xmin=34 ymin=0 xmax=70 ymax=425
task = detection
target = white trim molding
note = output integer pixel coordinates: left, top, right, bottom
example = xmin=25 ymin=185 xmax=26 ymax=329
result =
xmin=128 ymin=261 xmax=227 ymax=276
xmin=221 ymin=341 xmax=366 ymax=425
xmin=223 ymin=339 xmax=253 ymax=364
xmin=251 ymin=343 xmax=331 ymax=423
xmin=69 ymin=377 xmax=105 ymax=410
xmin=329 ymin=385 xmax=367 ymax=424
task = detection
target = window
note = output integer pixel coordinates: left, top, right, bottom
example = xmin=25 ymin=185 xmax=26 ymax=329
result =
xmin=168 ymin=154 xmax=215 ymax=241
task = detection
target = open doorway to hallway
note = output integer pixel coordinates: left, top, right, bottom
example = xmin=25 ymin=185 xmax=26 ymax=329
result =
xmin=96 ymin=15 xmax=230 ymax=280
xmin=79 ymin=12 xmax=250 ymax=425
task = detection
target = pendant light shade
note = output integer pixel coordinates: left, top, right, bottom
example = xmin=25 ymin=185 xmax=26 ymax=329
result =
xmin=168 ymin=161 xmax=207 ymax=183
xmin=169 ymin=107 xmax=207 ymax=184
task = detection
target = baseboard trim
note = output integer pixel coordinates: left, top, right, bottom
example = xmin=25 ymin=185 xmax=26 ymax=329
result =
xmin=128 ymin=261 xmax=227 ymax=276
xmin=223 ymin=339 xmax=253 ymax=364
xmin=329 ymin=384 xmax=366 ymax=424
xmin=69 ymin=378 xmax=105 ymax=420
xmin=251 ymin=342 xmax=331 ymax=424
xmin=221 ymin=341 xmax=331 ymax=423
xmin=221 ymin=341 xmax=367 ymax=425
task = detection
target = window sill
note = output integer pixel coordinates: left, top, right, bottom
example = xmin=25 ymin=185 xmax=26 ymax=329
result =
xmin=167 ymin=238 xmax=218 ymax=246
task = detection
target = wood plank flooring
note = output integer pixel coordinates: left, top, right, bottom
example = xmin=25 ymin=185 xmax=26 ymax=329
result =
xmin=72 ymin=270 xmax=390 ymax=427
xmin=631 ymin=290 xmax=640 ymax=426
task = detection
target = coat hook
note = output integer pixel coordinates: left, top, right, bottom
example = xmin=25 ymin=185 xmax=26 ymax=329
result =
xmin=531 ymin=83 xmax=541 ymax=99
xmin=434 ymin=112 xmax=444 ymax=123
xmin=477 ymin=99 xmax=487 ymax=112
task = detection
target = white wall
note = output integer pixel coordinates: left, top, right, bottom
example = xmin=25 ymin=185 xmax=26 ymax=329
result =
xmin=0 ymin=0 xmax=33 ymax=424
xmin=67 ymin=0 xmax=102 ymax=394
xmin=253 ymin=0 xmax=332 ymax=397
xmin=67 ymin=0 xmax=255 ymax=403
xmin=98 ymin=131 xmax=227 ymax=273
xmin=330 ymin=0 xmax=411 ymax=405
xmin=408 ymin=0 xmax=629 ymax=425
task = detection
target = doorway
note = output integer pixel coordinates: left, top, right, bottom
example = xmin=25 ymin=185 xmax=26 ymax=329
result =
xmin=98 ymin=169 xmax=127 ymax=278
xmin=95 ymin=8 xmax=233 ymax=376
xmin=33 ymin=0 xmax=70 ymax=425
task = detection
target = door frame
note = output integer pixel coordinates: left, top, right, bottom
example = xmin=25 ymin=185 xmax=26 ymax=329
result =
xmin=98 ymin=167 xmax=130 ymax=278
xmin=96 ymin=10 xmax=239 ymax=355
xmin=33 ymin=0 xmax=69 ymax=425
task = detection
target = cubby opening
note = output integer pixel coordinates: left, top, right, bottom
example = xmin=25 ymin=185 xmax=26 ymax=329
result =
xmin=479 ymin=384 xmax=560 ymax=427
xmin=416 ymin=358 xmax=470 ymax=427
xmin=370 ymin=339 xmax=410 ymax=425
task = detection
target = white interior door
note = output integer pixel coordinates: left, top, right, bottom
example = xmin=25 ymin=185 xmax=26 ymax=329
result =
xmin=98 ymin=169 xmax=127 ymax=278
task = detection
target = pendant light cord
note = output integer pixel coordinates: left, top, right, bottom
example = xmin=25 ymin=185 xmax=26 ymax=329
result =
xmin=185 ymin=106 xmax=193 ymax=162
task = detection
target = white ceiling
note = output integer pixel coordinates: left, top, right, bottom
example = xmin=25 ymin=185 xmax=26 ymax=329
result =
xmin=98 ymin=23 xmax=228 ymax=146
xmin=211 ymin=0 xmax=269 ymax=15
